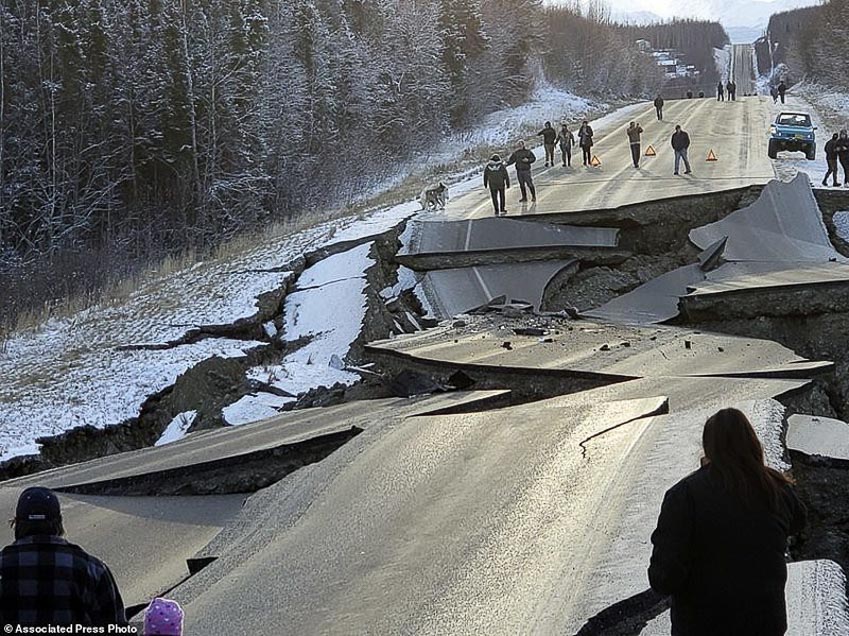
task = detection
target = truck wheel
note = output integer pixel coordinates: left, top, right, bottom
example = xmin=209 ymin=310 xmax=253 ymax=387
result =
xmin=806 ymin=144 xmax=816 ymax=161
xmin=768 ymin=139 xmax=779 ymax=160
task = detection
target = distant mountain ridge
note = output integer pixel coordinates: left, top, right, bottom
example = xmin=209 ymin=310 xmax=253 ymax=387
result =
xmin=613 ymin=0 xmax=821 ymax=28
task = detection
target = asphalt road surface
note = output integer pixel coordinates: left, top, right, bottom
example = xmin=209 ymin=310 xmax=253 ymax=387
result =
xmin=731 ymin=43 xmax=757 ymax=97
xmin=171 ymin=379 xmax=816 ymax=635
xmin=439 ymin=95 xmax=775 ymax=219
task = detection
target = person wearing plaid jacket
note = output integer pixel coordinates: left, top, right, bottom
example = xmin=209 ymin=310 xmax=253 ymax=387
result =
xmin=0 ymin=487 xmax=127 ymax=626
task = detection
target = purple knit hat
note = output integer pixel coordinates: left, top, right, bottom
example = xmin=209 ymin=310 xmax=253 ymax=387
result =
xmin=143 ymin=598 xmax=184 ymax=636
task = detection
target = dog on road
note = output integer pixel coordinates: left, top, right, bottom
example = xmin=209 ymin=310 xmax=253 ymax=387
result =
xmin=419 ymin=182 xmax=448 ymax=211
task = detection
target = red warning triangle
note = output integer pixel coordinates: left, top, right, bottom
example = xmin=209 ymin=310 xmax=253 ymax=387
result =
xmin=644 ymin=145 xmax=657 ymax=157
xmin=590 ymin=155 xmax=602 ymax=167
xmin=706 ymin=149 xmax=718 ymax=162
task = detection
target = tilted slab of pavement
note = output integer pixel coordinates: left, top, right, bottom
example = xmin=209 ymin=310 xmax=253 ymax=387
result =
xmin=436 ymin=96 xmax=775 ymax=220
xmin=0 ymin=392 xmax=508 ymax=611
xmin=166 ymin=376 xmax=811 ymax=635
xmin=366 ymin=321 xmax=832 ymax=381
xmin=418 ymin=260 xmax=575 ymax=319
xmin=399 ymin=217 xmax=622 ymax=268
xmin=641 ymin=559 xmax=849 ymax=635
xmin=399 ymin=218 xmax=622 ymax=320
xmin=689 ymin=173 xmax=846 ymax=263
xmin=586 ymin=176 xmax=849 ymax=325
xmin=787 ymin=414 xmax=849 ymax=462
xmin=2 ymin=392 xmax=509 ymax=493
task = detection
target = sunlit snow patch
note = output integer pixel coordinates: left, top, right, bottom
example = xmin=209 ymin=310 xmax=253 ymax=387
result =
xmin=223 ymin=393 xmax=294 ymax=426
xmin=155 ymin=410 xmax=198 ymax=446
xmin=247 ymin=242 xmax=374 ymax=401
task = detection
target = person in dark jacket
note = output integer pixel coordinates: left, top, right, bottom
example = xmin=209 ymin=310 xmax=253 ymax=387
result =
xmin=506 ymin=141 xmax=536 ymax=203
xmin=483 ymin=154 xmax=510 ymax=215
xmin=770 ymin=85 xmax=779 ymax=103
xmin=671 ymin=125 xmax=692 ymax=176
xmin=648 ymin=408 xmax=807 ymax=636
xmin=654 ymin=95 xmax=664 ymax=121
xmin=538 ymin=121 xmax=558 ymax=167
xmin=627 ymin=122 xmax=644 ymax=168
xmin=778 ymin=81 xmax=787 ymax=104
xmin=717 ymin=82 xmax=725 ymax=102
xmin=823 ymin=133 xmax=840 ymax=187
xmin=838 ymin=129 xmax=849 ymax=186
xmin=556 ymin=123 xmax=575 ymax=167
xmin=578 ymin=120 xmax=594 ymax=166
xmin=0 ymin=487 xmax=127 ymax=627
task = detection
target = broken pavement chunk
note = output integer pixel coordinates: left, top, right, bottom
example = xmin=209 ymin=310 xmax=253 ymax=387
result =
xmin=787 ymin=414 xmax=849 ymax=461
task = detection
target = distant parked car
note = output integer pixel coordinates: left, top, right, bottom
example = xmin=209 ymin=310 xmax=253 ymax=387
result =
xmin=768 ymin=112 xmax=817 ymax=161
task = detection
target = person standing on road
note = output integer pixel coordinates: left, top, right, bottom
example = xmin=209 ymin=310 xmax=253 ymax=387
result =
xmin=717 ymin=82 xmax=725 ymax=102
xmin=648 ymin=408 xmax=807 ymax=636
xmin=506 ymin=140 xmax=537 ymax=203
xmin=556 ymin=123 xmax=575 ymax=167
xmin=726 ymin=81 xmax=733 ymax=101
xmin=483 ymin=154 xmax=510 ymax=215
xmin=654 ymin=95 xmax=665 ymax=121
xmin=823 ymin=133 xmax=840 ymax=187
xmin=537 ymin=121 xmax=558 ymax=167
xmin=627 ymin=122 xmax=644 ymax=169
xmin=838 ymin=130 xmax=849 ymax=187
xmin=778 ymin=81 xmax=787 ymax=104
xmin=770 ymin=85 xmax=779 ymax=103
xmin=578 ymin=120 xmax=594 ymax=166
xmin=671 ymin=125 xmax=692 ymax=176
xmin=0 ymin=487 xmax=127 ymax=627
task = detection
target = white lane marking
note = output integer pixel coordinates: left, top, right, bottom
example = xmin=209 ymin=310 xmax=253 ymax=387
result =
xmin=464 ymin=219 xmax=473 ymax=251
xmin=472 ymin=266 xmax=495 ymax=301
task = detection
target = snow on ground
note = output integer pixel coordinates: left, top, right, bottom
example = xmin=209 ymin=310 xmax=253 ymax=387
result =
xmin=247 ymin=243 xmax=374 ymax=399
xmin=0 ymin=95 xmax=652 ymax=460
xmin=222 ymin=393 xmax=294 ymax=426
xmin=0 ymin=202 xmax=414 ymax=460
xmin=155 ymin=411 xmax=198 ymax=446
xmin=0 ymin=338 xmax=266 ymax=460
xmin=449 ymin=83 xmax=597 ymax=152
xmin=834 ymin=212 xmax=849 ymax=243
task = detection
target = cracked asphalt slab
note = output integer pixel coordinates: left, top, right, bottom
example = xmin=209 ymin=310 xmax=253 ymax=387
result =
xmin=166 ymin=378 xmax=811 ymax=635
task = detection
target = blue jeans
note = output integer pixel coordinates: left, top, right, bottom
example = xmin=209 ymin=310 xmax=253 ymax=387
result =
xmin=675 ymin=149 xmax=691 ymax=174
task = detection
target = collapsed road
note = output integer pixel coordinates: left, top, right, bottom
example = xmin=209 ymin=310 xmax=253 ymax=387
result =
xmin=4 ymin=87 xmax=849 ymax=634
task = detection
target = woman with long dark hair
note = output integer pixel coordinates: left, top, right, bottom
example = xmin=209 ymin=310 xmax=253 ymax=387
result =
xmin=648 ymin=408 xmax=807 ymax=635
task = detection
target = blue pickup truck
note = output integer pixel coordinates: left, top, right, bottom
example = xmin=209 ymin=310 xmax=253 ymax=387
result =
xmin=768 ymin=112 xmax=817 ymax=161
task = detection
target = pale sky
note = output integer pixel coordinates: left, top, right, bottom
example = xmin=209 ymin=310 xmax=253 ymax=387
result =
xmin=553 ymin=0 xmax=823 ymax=26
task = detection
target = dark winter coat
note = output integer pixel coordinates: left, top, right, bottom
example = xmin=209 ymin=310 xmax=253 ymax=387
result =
xmin=825 ymin=137 xmax=839 ymax=160
xmin=538 ymin=126 xmax=558 ymax=145
xmin=648 ymin=465 xmax=807 ymax=636
xmin=506 ymin=149 xmax=536 ymax=172
xmin=654 ymin=97 xmax=664 ymax=108
xmin=671 ymin=131 xmax=691 ymax=151
xmin=483 ymin=160 xmax=510 ymax=190
xmin=778 ymin=82 xmax=787 ymax=96
xmin=836 ymin=136 xmax=849 ymax=159
xmin=578 ymin=125 xmax=594 ymax=148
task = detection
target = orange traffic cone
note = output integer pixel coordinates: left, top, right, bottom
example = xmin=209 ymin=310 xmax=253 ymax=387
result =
xmin=706 ymin=149 xmax=718 ymax=162
xmin=590 ymin=155 xmax=602 ymax=167
xmin=645 ymin=145 xmax=657 ymax=157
